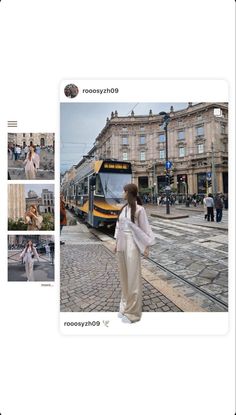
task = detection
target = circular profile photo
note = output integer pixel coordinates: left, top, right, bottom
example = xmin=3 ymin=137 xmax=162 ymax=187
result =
xmin=64 ymin=84 xmax=79 ymax=98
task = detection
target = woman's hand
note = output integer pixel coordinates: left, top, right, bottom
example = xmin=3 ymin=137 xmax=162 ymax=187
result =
xmin=143 ymin=247 xmax=149 ymax=257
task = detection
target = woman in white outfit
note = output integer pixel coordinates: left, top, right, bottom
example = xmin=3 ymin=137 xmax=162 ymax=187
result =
xmin=23 ymin=145 xmax=40 ymax=179
xmin=20 ymin=241 xmax=40 ymax=281
xmin=114 ymin=184 xmax=155 ymax=324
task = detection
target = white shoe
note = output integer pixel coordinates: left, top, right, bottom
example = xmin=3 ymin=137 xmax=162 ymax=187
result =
xmin=117 ymin=312 xmax=124 ymax=318
xmin=121 ymin=316 xmax=132 ymax=324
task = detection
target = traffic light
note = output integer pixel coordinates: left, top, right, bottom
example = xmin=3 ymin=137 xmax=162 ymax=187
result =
xmin=208 ymin=179 xmax=212 ymax=187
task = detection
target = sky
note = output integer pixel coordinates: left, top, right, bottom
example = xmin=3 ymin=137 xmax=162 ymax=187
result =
xmin=60 ymin=102 xmax=189 ymax=173
xmin=25 ymin=184 xmax=54 ymax=197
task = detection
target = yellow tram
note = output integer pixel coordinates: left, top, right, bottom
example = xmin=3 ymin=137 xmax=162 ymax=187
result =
xmin=64 ymin=160 xmax=132 ymax=228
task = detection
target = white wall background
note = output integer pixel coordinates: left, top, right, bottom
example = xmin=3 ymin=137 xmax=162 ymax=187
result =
xmin=0 ymin=1 xmax=235 ymax=415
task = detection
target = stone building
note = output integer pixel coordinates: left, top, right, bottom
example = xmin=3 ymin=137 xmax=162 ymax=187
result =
xmin=87 ymin=103 xmax=228 ymax=195
xmin=40 ymin=189 xmax=54 ymax=214
xmin=25 ymin=188 xmax=54 ymax=214
xmin=8 ymin=235 xmax=53 ymax=247
xmin=25 ymin=190 xmax=41 ymax=210
xmin=8 ymin=133 xmax=55 ymax=148
xmin=8 ymin=184 xmax=25 ymax=220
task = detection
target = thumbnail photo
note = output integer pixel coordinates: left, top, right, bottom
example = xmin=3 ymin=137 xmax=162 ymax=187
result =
xmin=8 ymin=235 xmax=54 ymax=282
xmin=8 ymin=132 xmax=55 ymax=180
xmin=60 ymin=102 xmax=228 ymax=322
xmin=8 ymin=184 xmax=54 ymax=231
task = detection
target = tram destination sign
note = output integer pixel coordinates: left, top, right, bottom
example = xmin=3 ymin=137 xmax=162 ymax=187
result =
xmin=101 ymin=161 xmax=132 ymax=174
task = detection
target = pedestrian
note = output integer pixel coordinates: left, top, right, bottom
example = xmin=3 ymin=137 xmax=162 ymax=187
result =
xmin=23 ymin=145 xmax=28 ymax=159
xmin=60 ymin=194 xmax=67 ymax=239
xmin=203 ymin=194 xmax=208 ymax=220
xmin=223 ymin=194 xmax=228 ymax=210
xmin=35 ymin=145 xmax=41 ymax=156
xmin=215 ymin=193 xmax=224 ymax=223
xmin=114 ymin=183 xmax=155 ymax=324
xmin=192 ymin=193 xmax=197 ymax=207
xmin=205 ymin=193 xmax=214 ymax=221
xmin=20 ymin=240 xmax=40 ymax=281
xmin=45 ymin=243 xmax=51 ymax=259
xmin=23 ymin=145 xmax=40 ymax=179
xmin=16 ymin=145 xmax=22 ymax=160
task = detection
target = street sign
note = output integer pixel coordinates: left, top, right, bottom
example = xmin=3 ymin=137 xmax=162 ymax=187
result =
xmin=165 ymin=161 xmax=172 ymax=169
xmin=207 ymin=172 xmax=212 ymax=179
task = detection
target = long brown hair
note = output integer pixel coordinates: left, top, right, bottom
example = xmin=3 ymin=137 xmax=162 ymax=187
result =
xmin=118 ymin=183 xmax=142 ymax=223
xmin=28 ymin=146 xmax=34 ymax=161
xmin=25 ymin=240 xmax=33 ymax=251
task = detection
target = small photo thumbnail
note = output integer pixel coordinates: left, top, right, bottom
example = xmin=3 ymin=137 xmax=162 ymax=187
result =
xmin=8 ymin=184 xmax=54 ymax=231
xmin=8 ymin=235 xmax=54 ymax=282
xmin=8 ymin=133 xmax=55 ymax=180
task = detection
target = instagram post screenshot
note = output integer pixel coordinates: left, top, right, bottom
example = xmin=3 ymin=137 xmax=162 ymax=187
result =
xmin=59 ymin=79 xmax=229 ymax=335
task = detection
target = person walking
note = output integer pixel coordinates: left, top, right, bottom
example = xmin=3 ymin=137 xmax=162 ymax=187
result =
xmin=215 ymin=193 xmax=224 ymax=223
xmin=223 ymin=194 xmax=228 ymax=210
xmin=23 ymin=145 xmax=28 ymax=160
xmin=20 ymin=240 xmax=40 ymax=281
xmin=114 ymin=183 xmax=155 ymax=324
xmin=45 ymin=243 xmax=51 ymax=260
xmin=16 ymin=145 xmax=22 ymax=160
xmin=203 ymin=194 xmax=208 ymax=220
xmin=35 ymin=145 xmax=41 ymax=156
xmin=23 ymin=145 xmax=40 ymax=179
xmin=60 ymin=194 xmax=67 ymax=242
xmin=205 ymin=193 xmax=214 ymax=221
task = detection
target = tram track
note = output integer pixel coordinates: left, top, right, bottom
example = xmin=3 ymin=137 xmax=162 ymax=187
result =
xmin=95 ymin=226 xmax=228 ymax=311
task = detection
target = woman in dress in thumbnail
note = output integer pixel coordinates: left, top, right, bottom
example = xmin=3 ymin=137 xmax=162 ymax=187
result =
xmin=24 ymin=145 xmax=40 ymax=179
xmin=20 ymin=240 xmax=40 ymax=282
xmin=114 ymin=183 xmax=155 ymax=324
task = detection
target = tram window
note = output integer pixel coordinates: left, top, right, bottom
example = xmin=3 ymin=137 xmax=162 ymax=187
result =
xmin=76 ymin=184 xmax=82 ymax=195
xmin=95 ymin=175 xmax=103 ymax=195
xmin=83 ymin=178 xmax=88 ymax=195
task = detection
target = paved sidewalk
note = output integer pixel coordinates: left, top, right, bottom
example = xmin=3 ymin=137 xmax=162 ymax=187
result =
xmin=60 ymin=223 xmax=181 ymax=313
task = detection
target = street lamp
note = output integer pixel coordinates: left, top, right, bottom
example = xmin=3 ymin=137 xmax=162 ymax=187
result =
xmin=159 ymin=111 xmax=171 ymax=214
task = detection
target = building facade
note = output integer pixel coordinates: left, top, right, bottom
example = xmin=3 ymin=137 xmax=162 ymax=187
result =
xmin=8 ymin=133 xmax=55 ymax=148
xmin=25 ymin=188 xmax=54 ymax=214
xmin=8 ymin=184 xmax=25 ymax=220
xmin=87 ymin=103 xmax=228 ymax=195
xmin=40 ymin=189 xmax=54 ymax=213
xmin=8 ymin=235 xmax=53 ymax=247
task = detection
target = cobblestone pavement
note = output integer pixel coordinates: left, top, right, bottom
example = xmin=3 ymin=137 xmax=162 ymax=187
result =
xmin=8 ymin=253 xmax=54 ymax=282
xmin=8 ymin=149 xmax=54 ymax=180
xmin=60 ymin=221 xmax=181 ymax=313
xmin=145 ymin=206 xmax=228 ymax=310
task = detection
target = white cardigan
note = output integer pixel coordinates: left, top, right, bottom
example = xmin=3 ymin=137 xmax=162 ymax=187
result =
xmin=114 ymin=204 xmax=155 ymax=253
xmin=20 ymin=246 xmax=40 ymax=263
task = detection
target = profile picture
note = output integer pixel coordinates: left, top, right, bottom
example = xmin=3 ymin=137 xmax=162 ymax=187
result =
xmin=64 ymin=84 xmax=79 ymax=98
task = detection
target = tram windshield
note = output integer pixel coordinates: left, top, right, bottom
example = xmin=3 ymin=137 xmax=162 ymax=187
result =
xmin=100 ymin=173 xmax=131 ymax=201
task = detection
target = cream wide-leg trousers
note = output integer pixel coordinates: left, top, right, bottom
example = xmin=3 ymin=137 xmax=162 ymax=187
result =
xmin=25 ymin=167 xmax=36 ymax=180
xmin=117 ymin=231 xmax=142 ymax=322
xmin=25 ymin=261 xmax=34 ymax=281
